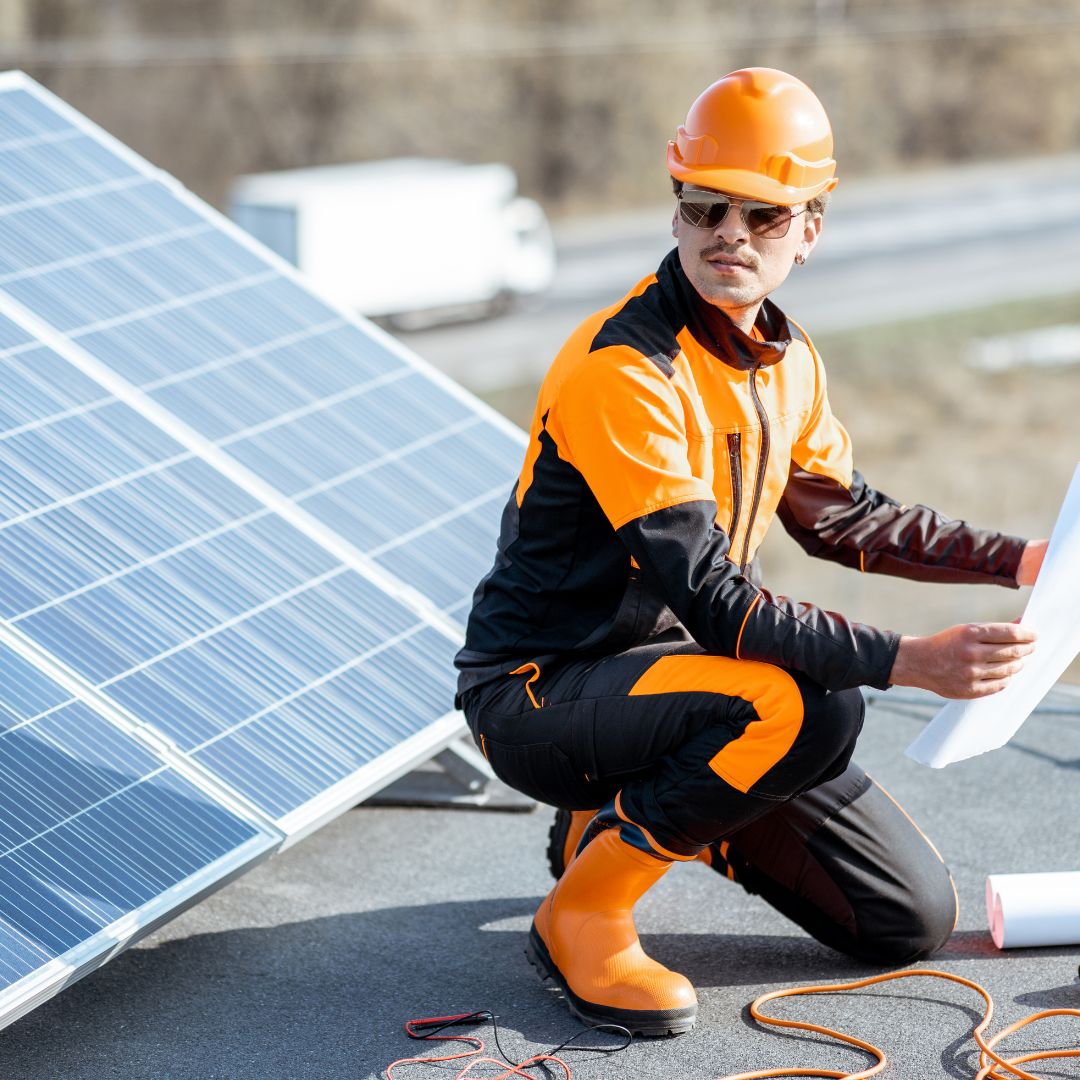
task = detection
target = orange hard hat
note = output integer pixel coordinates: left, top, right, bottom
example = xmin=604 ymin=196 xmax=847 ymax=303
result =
xmin=667 ymin=68 xmax=839 ymax=205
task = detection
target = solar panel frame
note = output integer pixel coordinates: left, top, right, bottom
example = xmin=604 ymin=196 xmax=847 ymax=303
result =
xmin=0 ymin=69 xmax=528 ymax=843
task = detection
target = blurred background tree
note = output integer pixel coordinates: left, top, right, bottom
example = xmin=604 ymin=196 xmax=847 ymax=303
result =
xmin=2 ymin=0 xmax=1078 ymax=211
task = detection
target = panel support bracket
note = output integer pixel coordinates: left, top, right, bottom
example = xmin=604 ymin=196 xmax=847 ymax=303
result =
xmin=365 ymin=736 xmax=535 ymax=811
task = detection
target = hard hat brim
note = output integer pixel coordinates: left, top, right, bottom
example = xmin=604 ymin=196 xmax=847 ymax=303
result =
xmin=668 ymin=147 xmax=838 ymax=206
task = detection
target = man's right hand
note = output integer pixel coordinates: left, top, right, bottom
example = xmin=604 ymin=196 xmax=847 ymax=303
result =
xmin=888 ymin=622 xmax=1038 ymax=699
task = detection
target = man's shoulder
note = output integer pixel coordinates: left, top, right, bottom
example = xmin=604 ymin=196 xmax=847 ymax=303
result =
xmin=561 ymin=262 xmax=686 ymax=381
xmin=547 ymin=289 xmax=682 ymax=399
xmin=783 ymin=313 xmax=822 ymax=363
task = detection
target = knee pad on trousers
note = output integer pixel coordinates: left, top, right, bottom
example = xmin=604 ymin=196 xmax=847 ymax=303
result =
xmin=792 ymin=686 xmax=866 ymax=792
xmin=856 ymin=867 xmax=957 ymax=966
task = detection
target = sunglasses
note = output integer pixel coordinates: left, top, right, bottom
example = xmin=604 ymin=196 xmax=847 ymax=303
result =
xmin=676 ymin=190 xmax=806 ymax=239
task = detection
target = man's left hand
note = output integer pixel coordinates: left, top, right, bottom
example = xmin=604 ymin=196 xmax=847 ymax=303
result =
xmin=1016 ymin=539 xmax=1048 ymax=587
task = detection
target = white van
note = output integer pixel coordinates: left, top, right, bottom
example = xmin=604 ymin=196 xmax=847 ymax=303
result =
xmin=228 ymin=158 xmax=556 ymax=325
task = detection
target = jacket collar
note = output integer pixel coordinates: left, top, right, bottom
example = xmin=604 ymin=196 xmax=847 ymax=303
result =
xmin=660 ymin=247 xmax=791 ymax=371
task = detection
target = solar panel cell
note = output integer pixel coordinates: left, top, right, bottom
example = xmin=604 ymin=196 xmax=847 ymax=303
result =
xmin=376 ymin=514 xmax=502 ymax=610
xmin=190 ymin=627 xmax=459 ymax=818
xmin=0 ymin=312 xmax=30 ymax=348
xmin=0 ymin=90 xmax=72 ymax=139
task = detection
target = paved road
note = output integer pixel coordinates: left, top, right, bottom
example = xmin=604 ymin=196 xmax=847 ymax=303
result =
xmin=400 ymin=154 xmax=1080 ymax=391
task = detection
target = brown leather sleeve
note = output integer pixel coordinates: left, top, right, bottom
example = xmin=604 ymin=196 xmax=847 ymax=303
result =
xmin=618 ymin=499 xmax=900 ymax=692
xmin=777 ymin=465 xmax=1026 ymax=587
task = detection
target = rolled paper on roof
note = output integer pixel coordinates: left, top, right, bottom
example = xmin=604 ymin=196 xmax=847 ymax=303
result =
xmin=986 ymin=871 xmax=1080 ymax=948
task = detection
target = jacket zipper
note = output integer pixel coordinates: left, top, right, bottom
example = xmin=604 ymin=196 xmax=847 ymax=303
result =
xmin=726 ymin=432 xmax=742 ymax=541
xmin=740 ymin=365 xmax=770 ymax=571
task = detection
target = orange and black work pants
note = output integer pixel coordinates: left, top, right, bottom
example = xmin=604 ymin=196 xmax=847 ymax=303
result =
xmin=461 ymin=635 xmax=958 ymax=964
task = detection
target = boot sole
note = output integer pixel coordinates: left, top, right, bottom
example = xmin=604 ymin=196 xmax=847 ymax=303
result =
xmin=524 ymin=922 xmax=696 ymax=1038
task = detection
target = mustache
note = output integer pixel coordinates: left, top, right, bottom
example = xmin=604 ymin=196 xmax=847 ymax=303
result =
xmin=700 ymin=243 xmax=758 ymax=268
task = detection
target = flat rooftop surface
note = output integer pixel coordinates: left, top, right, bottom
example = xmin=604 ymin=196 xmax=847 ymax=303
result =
xmin=1 ymin=687 xmax=1078 ymax=1079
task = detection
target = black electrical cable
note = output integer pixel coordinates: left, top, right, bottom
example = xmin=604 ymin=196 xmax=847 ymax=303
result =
xmin=387 ymin=1009 xmax=632 ymax=1078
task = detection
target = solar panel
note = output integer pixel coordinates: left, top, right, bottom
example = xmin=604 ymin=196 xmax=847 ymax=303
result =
xmin=0 ymin=635 xmax=275 ymax=1028
xmin=0 ymin=303 xmax=466 ymax=831
xmin=0 ymin=79 xmax=523 ymax=629
xmin=0 ymin=71 xmax=525 ymax=1026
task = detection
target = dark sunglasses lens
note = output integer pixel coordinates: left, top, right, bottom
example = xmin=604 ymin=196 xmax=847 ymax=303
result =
xmin=679 ymin=197 xmax=731 ymax=229
xmin=680 ymin=195 xmax=793 ymax=236
xmin=746 ymin=204 xmax=793 ymax=237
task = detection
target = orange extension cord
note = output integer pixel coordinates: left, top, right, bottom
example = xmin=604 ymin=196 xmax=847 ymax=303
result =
xmin=386 ymin=970 xmax=1079 ymax=1078
xmin=719 ymin=968 xmax=1080 ymax=1080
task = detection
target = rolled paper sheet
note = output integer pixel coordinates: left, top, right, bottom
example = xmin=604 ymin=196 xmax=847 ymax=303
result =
xmin=986 ymin=872 xmax=1080 ymax=948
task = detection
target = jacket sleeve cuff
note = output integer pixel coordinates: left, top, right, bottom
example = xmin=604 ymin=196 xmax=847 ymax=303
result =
xmin=871 ymin=629 xmax=902 ymax=691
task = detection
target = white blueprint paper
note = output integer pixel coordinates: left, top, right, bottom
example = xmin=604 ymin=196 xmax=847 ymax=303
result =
xmin=905 ymin=461 xmax=1080 ymax=768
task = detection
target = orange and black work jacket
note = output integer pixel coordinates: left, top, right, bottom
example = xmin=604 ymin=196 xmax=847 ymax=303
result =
xmin=455 ymin=249 xmax=1026 ymax=697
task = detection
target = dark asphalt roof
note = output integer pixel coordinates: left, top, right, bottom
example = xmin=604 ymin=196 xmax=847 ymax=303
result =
xmin=0 ymin=686 xmax=1077 ymax=1080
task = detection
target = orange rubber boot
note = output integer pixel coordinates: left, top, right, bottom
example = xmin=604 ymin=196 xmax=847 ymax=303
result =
xmin=527 ymin=827 xmax=698 ymax=1036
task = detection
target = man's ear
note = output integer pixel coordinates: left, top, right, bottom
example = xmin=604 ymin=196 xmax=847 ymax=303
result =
xmin=801 ymin=211 xmax=823 ymax=258
xmin=671 ymin=210 xmax=679 ymax=238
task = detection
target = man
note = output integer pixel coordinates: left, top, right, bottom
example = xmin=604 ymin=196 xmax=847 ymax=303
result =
xmin=453 ymin=68 xmax=1044 ymax=1037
